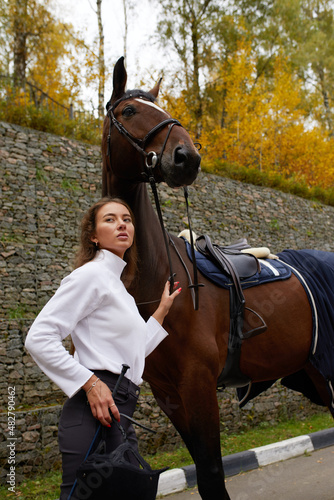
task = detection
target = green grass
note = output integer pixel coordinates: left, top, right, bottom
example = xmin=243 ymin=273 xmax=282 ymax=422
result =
xmin=146 ymin=412 xmax=333 ymax=470
xmin=2 ymin=412 xmax=331 ymax=499
xmin=0 ymin=470 xmax=61 ymax=499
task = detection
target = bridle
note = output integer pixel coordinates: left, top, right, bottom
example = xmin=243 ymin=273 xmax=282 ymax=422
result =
xmin=106 ymin=91 xmax=203 ymax=309
xmin=106 ymin=91 xmax=182 ymax=180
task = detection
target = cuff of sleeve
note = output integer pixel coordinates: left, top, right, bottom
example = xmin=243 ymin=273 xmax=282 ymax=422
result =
xmin=67 ymin=369 xmax=94 ymax=398
xmin=145 ymin=316 xmax=169 ymax=357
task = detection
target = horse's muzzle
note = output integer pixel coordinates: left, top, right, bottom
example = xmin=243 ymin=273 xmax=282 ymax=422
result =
xmin=163 ymin=146 xmax=201 ymax=187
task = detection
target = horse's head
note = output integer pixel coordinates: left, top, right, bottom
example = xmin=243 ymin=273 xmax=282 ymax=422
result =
xmin=102 ymin=57 xmax=201 ymax=194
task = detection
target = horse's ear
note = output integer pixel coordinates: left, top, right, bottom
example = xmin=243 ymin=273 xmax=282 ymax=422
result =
xmin=110 ymin=57 xmax=127 ymax=104
xmin=149 ymin=77 xmax=162 ymax=98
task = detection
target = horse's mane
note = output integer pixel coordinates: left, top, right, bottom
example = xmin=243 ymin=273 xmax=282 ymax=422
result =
xmin=106 ymin=89 xmax=156 ymax=111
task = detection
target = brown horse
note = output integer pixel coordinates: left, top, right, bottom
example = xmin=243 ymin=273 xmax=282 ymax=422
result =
xmin=102 ymin=57 xmax=333 ymax=500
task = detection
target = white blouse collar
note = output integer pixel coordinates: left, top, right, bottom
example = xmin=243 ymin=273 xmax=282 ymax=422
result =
xmin=94 ymin=249 xmax=127 ymax=278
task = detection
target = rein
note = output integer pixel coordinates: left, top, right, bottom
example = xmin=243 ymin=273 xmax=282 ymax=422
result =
xmin=106 ymin=93 xmax=202 ymax=309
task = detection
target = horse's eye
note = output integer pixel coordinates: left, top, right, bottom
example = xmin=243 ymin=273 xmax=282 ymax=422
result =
xmin=122 ymin=106 xmax=135 ymax=117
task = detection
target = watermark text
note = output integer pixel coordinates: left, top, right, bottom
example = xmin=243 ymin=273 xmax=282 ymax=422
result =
xmin=7 ymin=386 xmax=16 ymax=493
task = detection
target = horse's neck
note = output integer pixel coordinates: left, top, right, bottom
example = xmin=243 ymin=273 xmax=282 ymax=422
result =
xmin=112 ymin=181 xmax=169 ymax=298
xmin=132 ymin=185 xmax=165 ymax=258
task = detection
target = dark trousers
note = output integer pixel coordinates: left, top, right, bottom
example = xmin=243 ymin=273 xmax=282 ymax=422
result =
xmin=58 ymin=370 xmax=140 ymax=500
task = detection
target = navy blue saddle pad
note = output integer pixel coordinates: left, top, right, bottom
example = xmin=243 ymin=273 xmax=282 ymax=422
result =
xmin=184 ymin=240 xmax=291 ymax=289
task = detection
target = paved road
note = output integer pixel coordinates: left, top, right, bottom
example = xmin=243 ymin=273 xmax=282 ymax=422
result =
xmin=164 ymin=445 xmax=334 ymax=500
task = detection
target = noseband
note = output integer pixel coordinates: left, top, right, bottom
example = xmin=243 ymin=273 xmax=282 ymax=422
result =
xmin=106 ymin=92 xmax=182 ymax=179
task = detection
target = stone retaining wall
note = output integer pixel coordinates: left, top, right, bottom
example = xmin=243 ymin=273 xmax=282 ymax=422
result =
xmin=0 ymin=121 xmax=333 ymax=483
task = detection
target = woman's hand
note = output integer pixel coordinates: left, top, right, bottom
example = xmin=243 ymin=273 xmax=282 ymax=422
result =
xmin=82 ymin=376 xmax=120 ymax=426
xmin=152 ymin=280 xmax=182 ymax=325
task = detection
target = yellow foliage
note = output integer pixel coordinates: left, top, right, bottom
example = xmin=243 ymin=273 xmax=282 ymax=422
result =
xmin=160 ymin=90 xmax=198 ymax=141
xmin=1 ymin=0 xmax=88 ymax=110
xmin=200 ymin=39 xmax=334 ymax=189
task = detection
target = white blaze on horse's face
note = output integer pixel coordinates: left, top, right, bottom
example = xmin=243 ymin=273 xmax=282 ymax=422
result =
xmin=134 ymin=98 xmax=169 ymax=116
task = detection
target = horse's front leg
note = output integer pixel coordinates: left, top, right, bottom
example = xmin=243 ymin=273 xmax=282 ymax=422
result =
xmin=151 ymin=376 xmax=230 ymax=500
xmin=164 ymin=362 xmax=230 ymax=500
xmin=184 ymin=384 xmax=231 ymax=499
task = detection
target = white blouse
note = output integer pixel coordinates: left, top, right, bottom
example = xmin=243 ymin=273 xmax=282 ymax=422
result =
xmin=25 ymin=249 xmax=168 ymax=397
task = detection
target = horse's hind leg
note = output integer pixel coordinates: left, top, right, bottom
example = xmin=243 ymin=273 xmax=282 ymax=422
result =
xmin=304 ymin=362 xmax=334 ymax=416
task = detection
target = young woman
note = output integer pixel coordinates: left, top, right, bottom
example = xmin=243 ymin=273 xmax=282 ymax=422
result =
xmin=25 ymin=196 xmax=181 ymax=499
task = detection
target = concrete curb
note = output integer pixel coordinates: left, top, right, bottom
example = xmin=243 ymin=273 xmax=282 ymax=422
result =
xmin=156 ymin=427 xmax=334 ymax=496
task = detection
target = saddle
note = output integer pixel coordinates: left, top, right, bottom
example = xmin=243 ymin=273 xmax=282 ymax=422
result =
xmin=196 ymin=235 xmax=260 ymax=281
xmin=195 ymin=235 xmax=267 ymax=390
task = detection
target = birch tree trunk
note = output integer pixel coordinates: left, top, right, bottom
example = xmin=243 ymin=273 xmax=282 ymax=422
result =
xmin=123 ymin=0 xmax=128 ymax=66
xmin=97 ymin=0 xmax=105 ymax=121
xmin=13 ymin=0 xmax=28 ymax=88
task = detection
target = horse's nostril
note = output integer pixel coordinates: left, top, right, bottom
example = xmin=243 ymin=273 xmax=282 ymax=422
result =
xmin=174 ymin=146 xmax=188 ymax=166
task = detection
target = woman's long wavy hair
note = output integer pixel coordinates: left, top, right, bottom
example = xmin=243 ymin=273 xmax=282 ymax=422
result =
xmin=73 ymin=196 xmax=138 ymax=289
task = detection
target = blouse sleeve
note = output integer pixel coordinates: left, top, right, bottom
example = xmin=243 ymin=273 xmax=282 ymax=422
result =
xmin=145 ymin=316 xmax=169 ymax=357
xmin=25 ymin=265 xmax=106 ymax=398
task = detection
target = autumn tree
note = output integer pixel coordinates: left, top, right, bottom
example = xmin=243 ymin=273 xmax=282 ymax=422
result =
xmin=0 ymin=0 xmax=86 ymax=107
xmin=154 ymin=0 xmax=234 ymax=136
xmin=96 ymin=0 xmax=105 ymax=120
xmin=201 ymin=39 xmax=334 ymax=189
xmin=12 ymin=0 xmax=28 ymax=86
xmin=233 ymin=0 xmax=334 ymax=134
xmin=0 ymin=0 xmax=11 ymax=74
xmin=122 ymin=0 xmax=135 ymax=67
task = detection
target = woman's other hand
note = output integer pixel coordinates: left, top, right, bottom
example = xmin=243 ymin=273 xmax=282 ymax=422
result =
xmin=152 ymin=280 xmax=182 ymax=325
xmin=82 ymin=376 xmax=120 ymax=426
